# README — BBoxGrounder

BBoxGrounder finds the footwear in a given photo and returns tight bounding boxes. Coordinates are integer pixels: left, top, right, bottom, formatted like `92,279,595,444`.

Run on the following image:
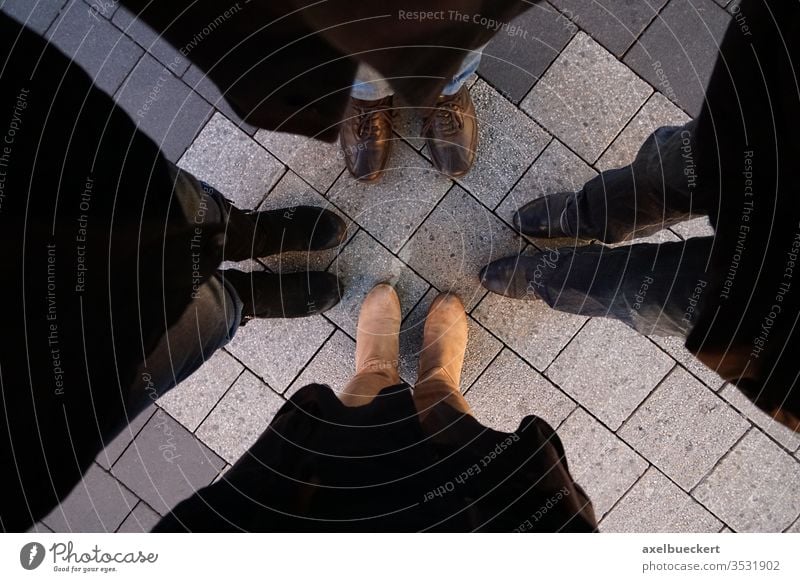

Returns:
480,253,555,299
422,85,478,177
512,192,573,238
221,269,342,320
417,293,468,388
354,283,402,379
223,204,347,261
340,95,394,181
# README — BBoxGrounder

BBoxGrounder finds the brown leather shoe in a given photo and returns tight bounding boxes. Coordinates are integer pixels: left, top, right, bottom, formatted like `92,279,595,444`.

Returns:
354,283,402,378
417,293,468,389
422,86,478,178
340,95,394,182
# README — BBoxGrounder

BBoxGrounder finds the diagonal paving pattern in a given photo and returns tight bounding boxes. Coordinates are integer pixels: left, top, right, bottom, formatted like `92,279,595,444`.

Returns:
8,0,799,533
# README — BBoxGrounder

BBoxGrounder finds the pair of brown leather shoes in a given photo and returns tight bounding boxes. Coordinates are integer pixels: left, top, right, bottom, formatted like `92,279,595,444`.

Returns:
340,85,478,181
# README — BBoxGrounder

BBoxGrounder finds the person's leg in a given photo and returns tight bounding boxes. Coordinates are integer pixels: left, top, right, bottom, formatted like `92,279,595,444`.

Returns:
514,121,710,243
339,284,402,407
413,293,472,419
441,46,484,96
482,237,714,338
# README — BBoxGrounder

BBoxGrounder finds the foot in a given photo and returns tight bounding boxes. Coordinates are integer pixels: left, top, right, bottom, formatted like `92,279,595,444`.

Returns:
417,293,468,388
223,204,347,260
480,253,556,300
340,95,394,182
513,192,574,238
221,269,342,320
422,85,478,178
354,283,402,380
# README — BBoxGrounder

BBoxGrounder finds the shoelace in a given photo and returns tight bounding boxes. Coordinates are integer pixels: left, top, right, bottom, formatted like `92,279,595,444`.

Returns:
424,101,464,137
356,105,390,139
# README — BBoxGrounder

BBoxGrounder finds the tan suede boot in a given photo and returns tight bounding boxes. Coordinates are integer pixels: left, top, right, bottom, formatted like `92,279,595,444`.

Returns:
416,293,468,390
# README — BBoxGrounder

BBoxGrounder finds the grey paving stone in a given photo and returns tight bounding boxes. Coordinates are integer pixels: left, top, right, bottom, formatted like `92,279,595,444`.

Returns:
788,518,800,533
478,1,575,104
693,429,800,532
325,230,429,337
721,385,800,453
285,330,357,399
196,371,285,464
181,64,257,135
650,335,725,390
495,139,596,243
27,522,53,533
46,1,142,96
548,318,675,430
620,367,749,490
558,407,649,518
178,113,284,209
255,129,344,193
522,32,652,163
82,0,117,20
225,313,334,393
43,463,137,532
466,348,576,433
328,141,452,253
1,0,66,34
115,54,212,161
454,80,550,208
398,289,503,392
624,0,731,117
111,409,225,515
596,92,691,172
112,4,188,75
670,216,715,239
157,349,244,432
95,403,157,469
399,185,525,310
472,291,586,372
600,467,722,532
116,501,161,532
549,0,667,57
258,170,356,273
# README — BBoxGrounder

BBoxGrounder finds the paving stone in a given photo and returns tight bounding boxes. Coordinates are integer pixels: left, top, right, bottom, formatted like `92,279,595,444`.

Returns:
495,139,596,243
787,518,800,533
650,335,725,390
721,385,800,453
596,92,691,172
43,463,137,532
258,170,356,273
46,1,142,95
454,80,550,208
325,230,429,337
601,467,722,532
255,128,344,193
398,289,503,392
225,313,334,392
548,318,674,430
472,291,586,372
27,522,53,533
522,32,652,163
285,330,357,399
116,501,161,532
693,429,800,532
82,0,117,20
112,4,188,75
670,216,715,239
549,0,667,57
624,0,731,117
196,371,285,464
182,64,258,135
478,1,575,104
112,409,225,515
328,141,452,253
95,403,157,469
620,367,749,490
2,0,66,34
178,113,284,209
399,185,525,310
157,349,244,432
557,408,649,518
466,348,576,433
115,54,213,161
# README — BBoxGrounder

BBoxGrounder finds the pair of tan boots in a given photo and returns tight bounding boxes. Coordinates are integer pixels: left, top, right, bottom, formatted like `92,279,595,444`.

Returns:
340,284,471,417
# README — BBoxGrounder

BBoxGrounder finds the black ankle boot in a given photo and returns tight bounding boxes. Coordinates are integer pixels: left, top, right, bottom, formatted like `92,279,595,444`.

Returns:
221,269,342,321
223,203,346,261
